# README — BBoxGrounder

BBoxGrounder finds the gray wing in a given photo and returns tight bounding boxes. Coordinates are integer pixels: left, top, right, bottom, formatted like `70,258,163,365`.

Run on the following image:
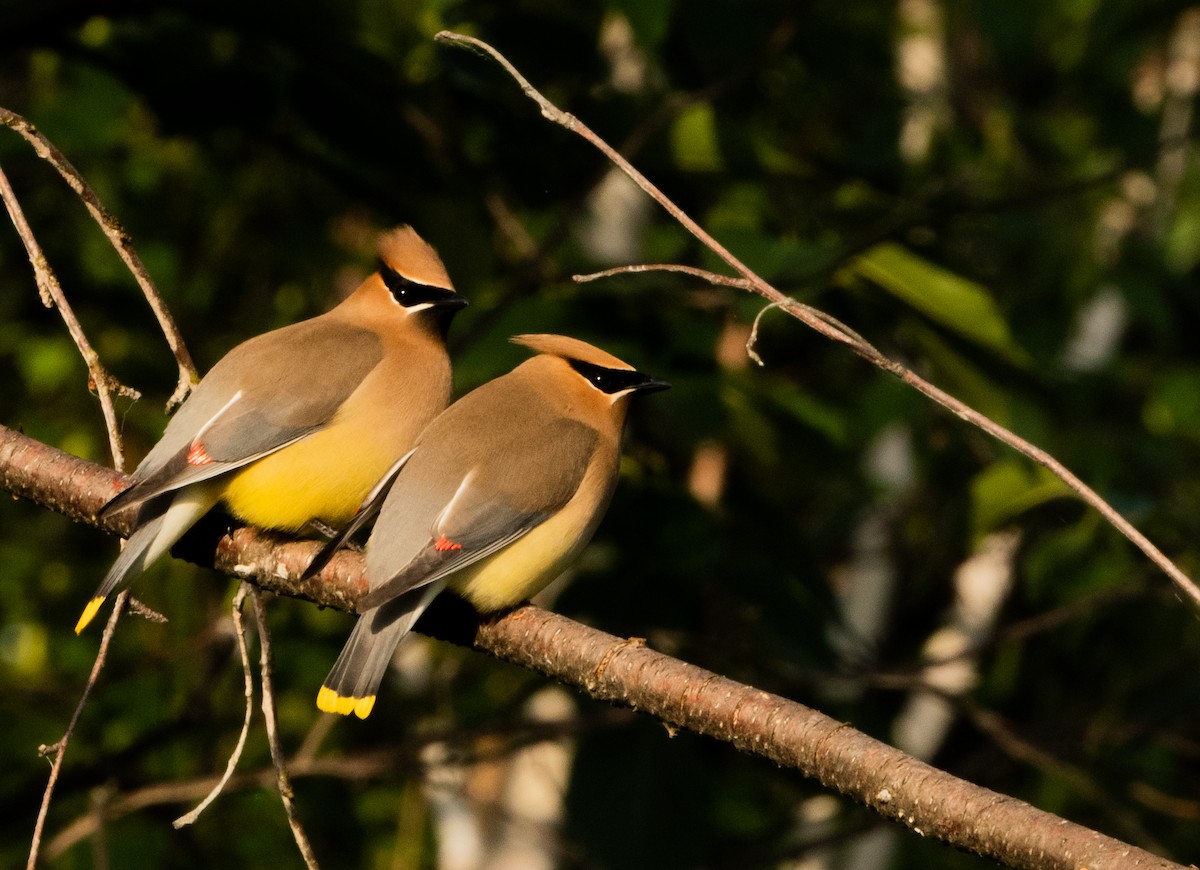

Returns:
358,411,598,612
102,317,382,517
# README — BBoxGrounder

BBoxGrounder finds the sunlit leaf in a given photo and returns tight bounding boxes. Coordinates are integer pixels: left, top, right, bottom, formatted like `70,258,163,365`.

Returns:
851,242,1030,365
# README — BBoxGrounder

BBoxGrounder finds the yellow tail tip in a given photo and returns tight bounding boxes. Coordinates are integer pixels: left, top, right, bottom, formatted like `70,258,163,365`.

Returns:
316,686,339,713
316,686,375,718
75,597,105,634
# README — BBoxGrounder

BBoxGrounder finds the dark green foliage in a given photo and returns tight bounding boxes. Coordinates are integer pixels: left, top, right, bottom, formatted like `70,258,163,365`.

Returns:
3,1,1200,867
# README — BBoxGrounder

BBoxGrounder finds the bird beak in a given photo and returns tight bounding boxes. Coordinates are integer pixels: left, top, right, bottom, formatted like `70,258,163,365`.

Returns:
432,295,469,311
633,376,671,394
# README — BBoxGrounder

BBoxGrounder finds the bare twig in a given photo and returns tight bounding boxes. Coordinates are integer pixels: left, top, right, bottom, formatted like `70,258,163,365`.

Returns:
437,29,1200,611
0,163,138,469
575,264,874,351
173,585,256,829
575,262,755,289
0,425,1185,870
293,713,337,767
127,598,169,624
0,105,198,411
250,590,320,869
746,300,784,366
88,786,111,870
26,592,129,870
45,713,624,860
4,140,147,865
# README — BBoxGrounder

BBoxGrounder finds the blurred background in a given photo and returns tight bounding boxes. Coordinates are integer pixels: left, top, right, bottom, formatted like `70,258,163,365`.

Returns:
3,1,1200,867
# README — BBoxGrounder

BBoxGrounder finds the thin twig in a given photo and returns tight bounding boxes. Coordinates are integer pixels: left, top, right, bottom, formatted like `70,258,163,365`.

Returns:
437,29,1200,611
575,262,755,289
45,712,623,860
575,263,874,351
26,592,128,870
746,301,783,366
173,585,255,828
0,162,137,469
0,105,198,411
293,713,337,767
6,144,142,865
88,786,111,870
0,426,1185,870
127,598,169,624
250,590,320,869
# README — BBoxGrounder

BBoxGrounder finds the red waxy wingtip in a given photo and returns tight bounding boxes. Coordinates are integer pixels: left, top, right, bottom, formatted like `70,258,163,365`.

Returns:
186,441,213,466
434,535,462,552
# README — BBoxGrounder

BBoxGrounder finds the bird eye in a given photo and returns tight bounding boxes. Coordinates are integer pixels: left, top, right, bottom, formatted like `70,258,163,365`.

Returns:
378,260,463,311
567,359,650,394
378,260,415,304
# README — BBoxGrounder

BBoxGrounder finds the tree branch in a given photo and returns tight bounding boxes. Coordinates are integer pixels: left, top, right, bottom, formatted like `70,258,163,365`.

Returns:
0,423,1185,870
0,105,199,411
44,711,625,860
26,589,128,870
172,585,255,829
435,29,1200,613
250,590,320,869
0,162,138,471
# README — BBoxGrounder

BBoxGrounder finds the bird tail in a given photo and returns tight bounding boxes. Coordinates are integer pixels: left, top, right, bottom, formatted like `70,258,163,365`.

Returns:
76,485,220,634
317,580,445,719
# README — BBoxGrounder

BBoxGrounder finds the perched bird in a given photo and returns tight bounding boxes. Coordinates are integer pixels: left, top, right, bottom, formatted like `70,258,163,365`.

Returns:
314,334,669,719
77,226,467,633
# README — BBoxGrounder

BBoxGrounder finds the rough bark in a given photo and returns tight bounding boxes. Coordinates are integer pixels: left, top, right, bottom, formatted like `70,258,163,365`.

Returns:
0,423,1186,870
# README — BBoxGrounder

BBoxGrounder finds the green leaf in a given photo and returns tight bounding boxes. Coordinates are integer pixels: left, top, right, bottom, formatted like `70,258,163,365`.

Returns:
670,103,722,173
851,242,1030,365
970,458,1074,539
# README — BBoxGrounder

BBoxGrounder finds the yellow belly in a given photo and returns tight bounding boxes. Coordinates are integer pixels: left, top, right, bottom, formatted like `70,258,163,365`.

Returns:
220,424,396,531
220,340,448,532
449,459,616,611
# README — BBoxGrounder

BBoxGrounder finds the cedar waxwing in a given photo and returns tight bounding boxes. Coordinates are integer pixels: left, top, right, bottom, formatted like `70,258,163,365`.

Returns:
312,334,669,718
76,226,467,633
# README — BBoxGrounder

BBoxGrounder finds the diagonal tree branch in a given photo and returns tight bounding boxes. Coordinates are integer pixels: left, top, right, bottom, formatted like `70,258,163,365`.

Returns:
0,423,1185,870
433,30,1200,613
0,105,199,411
0,162,139,471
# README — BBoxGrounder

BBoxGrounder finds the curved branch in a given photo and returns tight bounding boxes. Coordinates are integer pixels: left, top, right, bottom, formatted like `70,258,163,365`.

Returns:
250,590,320,869
0,163,139,471
26,588,128,870
0,105,199,410
436,30,1200,612
0,423,1184,870
172,585,255,829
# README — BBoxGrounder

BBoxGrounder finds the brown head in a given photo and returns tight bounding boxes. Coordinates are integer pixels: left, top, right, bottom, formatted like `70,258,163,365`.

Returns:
509,334,669,429
339,226,467,336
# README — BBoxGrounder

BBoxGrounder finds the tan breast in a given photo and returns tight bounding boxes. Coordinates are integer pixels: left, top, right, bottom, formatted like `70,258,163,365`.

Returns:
448,440,620,611
221,327,452,531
